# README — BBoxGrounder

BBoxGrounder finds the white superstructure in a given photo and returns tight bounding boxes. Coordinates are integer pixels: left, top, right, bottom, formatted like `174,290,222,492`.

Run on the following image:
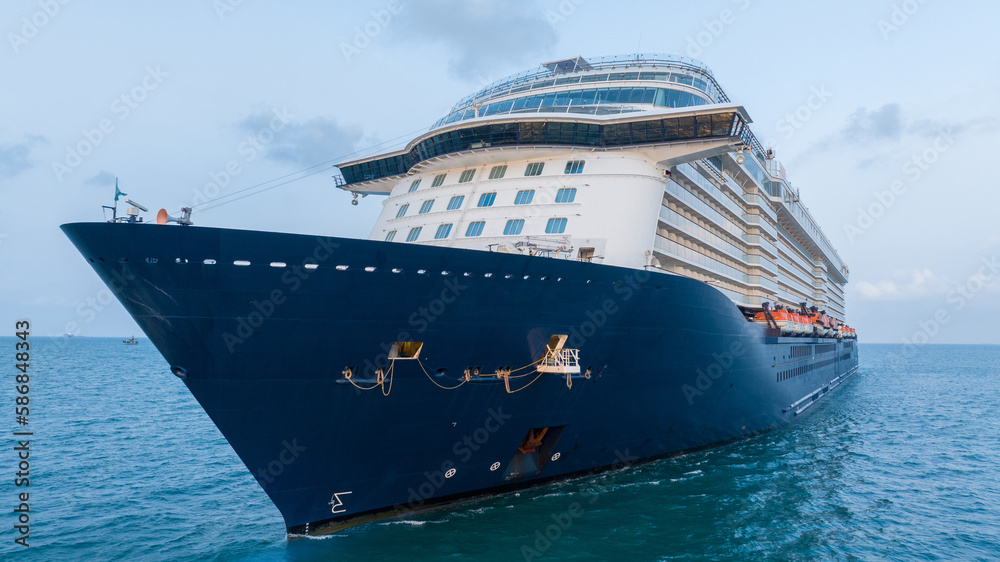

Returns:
337,54,848,320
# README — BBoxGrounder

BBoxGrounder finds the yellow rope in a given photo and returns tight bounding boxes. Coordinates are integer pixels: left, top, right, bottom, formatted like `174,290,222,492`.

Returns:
505,371,544,393
417,358,468,390
380,360,395,396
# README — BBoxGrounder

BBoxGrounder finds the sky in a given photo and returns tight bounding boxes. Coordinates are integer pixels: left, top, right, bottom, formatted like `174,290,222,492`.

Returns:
2,0,999,345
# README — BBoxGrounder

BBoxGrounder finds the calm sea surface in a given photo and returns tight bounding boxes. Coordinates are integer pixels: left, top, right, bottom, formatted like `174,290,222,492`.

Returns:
2,339,998,561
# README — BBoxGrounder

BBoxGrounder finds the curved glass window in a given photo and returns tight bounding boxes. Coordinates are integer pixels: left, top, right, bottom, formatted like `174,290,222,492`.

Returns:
408,179,421,192
555,188,577,203
447,195,464,210
406,227,422,242
431,174,446,187
435,224,453,239
466,221,485,237
545,218,567,234
385,230,396,242
504,220,525,235
341,112,741,186
435,86,710,127
478,193,496,207
514,190,535,205
419,200,434,214
396,204,409,218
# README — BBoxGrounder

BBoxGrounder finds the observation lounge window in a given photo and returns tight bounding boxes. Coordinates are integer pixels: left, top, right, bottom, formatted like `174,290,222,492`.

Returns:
564,160,585,174
435,224,453,239
406,227,422,242
459,169,476,183
504,220,525,235
525,162,545,176
545,218,568,234
396,204,409,218
514,190,535,205
431,174,446,187
489,165,508,179
466,221,485,237
478,193,496,207
385,230,396,242
447,195,465,210
555,188,577,203
419,200,434,214
408,179,421,192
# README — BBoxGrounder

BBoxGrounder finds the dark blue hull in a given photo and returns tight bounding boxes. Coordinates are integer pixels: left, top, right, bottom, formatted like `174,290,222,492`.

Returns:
61,222,859,534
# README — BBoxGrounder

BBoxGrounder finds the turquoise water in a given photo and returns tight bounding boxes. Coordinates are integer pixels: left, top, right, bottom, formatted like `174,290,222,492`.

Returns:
2,339,998,560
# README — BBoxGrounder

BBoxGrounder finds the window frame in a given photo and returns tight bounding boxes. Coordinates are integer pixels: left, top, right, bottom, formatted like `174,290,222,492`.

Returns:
477,192,497,207
434,224,453,239
555,188,577,203
465,221,486,237
524,162,545,176
545,218,568,234
504,219,525,235
514,190,535,205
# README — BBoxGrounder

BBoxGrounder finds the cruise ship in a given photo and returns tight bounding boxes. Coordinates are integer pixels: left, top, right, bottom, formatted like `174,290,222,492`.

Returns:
62,54,858,536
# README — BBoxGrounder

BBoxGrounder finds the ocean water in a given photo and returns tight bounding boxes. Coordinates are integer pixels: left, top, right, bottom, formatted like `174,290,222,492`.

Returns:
2,339,999,561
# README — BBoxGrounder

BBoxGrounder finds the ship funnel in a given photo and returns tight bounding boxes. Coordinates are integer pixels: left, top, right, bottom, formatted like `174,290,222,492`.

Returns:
157,207,193,226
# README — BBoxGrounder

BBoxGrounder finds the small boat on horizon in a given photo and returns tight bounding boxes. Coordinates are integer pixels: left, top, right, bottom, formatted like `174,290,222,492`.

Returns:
123,336,138,345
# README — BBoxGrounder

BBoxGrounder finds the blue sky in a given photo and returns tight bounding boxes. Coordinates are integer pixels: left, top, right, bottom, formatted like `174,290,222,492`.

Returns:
2,0,998,344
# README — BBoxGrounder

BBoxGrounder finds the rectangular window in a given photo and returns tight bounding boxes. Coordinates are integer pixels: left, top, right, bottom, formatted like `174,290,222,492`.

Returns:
385,230,396,242
406,227,422,242
408,179,422,192
489,165,508,179
396,204,409,218
504,219,525,235
477,192,496,207
524,162,545,176
434,224,453,239
446,195,465,210
431,174,446,187
459,169,476,183
545,218,567,234
555,188,577,203
514,190,535,205
419,200,434,214
564,160,585,174
465,221,485,237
